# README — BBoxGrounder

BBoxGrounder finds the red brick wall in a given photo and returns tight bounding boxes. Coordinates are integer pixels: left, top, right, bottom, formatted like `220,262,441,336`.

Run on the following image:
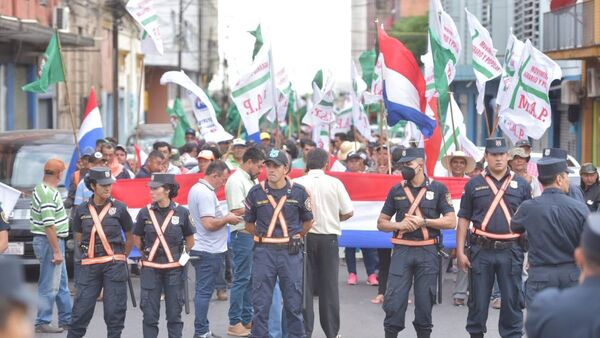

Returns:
0,0,61,26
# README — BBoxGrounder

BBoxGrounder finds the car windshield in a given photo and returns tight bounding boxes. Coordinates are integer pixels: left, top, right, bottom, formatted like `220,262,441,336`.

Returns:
10,144,73,189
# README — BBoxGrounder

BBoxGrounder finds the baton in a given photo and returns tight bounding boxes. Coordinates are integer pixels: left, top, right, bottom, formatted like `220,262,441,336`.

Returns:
184,263,190,314
302,237,308,312
124,261,137,308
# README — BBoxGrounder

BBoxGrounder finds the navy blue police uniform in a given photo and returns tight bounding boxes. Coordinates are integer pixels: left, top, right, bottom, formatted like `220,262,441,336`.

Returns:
511,156,589,305
68,168,133,338
458,138,531,338
525,213,600,338
134,174,195,338
244,149,313,338
381,148,455,338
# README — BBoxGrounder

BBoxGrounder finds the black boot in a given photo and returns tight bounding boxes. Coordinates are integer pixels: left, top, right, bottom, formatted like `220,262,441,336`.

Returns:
384,331,398,338
416,331,431,338
470,334,484,338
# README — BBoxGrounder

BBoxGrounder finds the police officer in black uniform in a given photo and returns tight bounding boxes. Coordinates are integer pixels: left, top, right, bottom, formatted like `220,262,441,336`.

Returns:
541,148,585,203
68,167,134,338
510,155,589,305
244,148,314,338
580,163,600,212
525,213,600,338
377,148,456,338
456,138,532,338
133,174,195,338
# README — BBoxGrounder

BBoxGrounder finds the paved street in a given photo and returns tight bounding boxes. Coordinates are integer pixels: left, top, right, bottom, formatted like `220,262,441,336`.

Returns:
30,260,503,338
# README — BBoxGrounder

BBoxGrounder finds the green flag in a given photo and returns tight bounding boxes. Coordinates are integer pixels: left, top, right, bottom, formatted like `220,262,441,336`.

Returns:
312,69,323,90
22,33,65,93
248,25,263,61
225,103,242,136
167,98,191,148
359,49,377,89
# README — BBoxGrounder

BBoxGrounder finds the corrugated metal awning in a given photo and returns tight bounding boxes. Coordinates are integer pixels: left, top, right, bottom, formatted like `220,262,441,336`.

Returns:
0,15,94,47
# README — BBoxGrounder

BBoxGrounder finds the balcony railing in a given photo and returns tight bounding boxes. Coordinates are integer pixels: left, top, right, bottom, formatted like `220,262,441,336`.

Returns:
543,0,595,52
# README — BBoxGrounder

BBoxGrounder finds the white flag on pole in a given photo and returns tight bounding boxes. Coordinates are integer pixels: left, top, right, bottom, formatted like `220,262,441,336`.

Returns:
0,182,21,218
465,9,502,115
499,40,562,139
230,49,274,135
126,0,164,55
160,71,233,143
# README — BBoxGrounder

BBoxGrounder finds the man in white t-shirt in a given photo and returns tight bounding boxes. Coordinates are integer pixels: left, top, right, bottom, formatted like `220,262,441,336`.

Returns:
188,160,241,338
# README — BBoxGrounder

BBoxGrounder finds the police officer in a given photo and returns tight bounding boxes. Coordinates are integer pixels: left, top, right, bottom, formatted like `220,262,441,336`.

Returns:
244,148,314,338
456,138,532,338
377,147,456,338
133,174,195,338
541,148,585,203
68,167,134,338
510,155,589,305
580,163,600,212
525,213,600,338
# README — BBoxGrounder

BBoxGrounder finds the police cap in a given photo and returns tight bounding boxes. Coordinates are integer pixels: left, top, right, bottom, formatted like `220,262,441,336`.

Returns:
264,148,289,167
542,148,568,160
537,157,573,177
397,147,425,164
148,173,176,188
485,138,508,154
88,167,116,185
582,213,600,263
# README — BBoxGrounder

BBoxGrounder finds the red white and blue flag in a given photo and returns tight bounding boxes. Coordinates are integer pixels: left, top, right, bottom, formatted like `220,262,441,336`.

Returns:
378,25,437,137
65,88,104,188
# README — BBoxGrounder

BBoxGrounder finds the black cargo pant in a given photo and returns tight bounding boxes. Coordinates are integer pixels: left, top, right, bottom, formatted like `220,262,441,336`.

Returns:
140,266,185,338
525,263,579,306
466,243,524,338
383,245,439,337
68,261,128,338
303,233,340,338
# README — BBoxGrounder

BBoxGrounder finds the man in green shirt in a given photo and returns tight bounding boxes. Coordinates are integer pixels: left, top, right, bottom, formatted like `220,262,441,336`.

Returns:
30,158,72,333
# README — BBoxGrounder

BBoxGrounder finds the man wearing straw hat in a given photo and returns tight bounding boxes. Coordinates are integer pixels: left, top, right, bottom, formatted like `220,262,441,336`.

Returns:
441,151,476,178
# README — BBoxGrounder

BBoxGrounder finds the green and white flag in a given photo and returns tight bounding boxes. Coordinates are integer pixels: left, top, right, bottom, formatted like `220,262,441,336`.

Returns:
499,39,562,139
496,33,525,107
429,0,461,123
267,67,292,124
22,33,64,93
166,98,190,148
363,53,383,105
303,71,336,127
421,48,436,100
126,0,164,55
465,9,502,115
231,48,274,135
331,97,353,136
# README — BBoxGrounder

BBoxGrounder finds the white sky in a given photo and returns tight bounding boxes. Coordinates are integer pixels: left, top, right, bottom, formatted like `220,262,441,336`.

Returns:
216,0,351,94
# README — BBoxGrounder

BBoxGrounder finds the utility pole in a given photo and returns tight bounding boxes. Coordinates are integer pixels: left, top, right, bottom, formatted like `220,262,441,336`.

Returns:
177,0,183,97
109,0,124,140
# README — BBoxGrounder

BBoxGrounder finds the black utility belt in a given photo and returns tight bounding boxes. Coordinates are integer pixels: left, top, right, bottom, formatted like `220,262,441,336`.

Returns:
530,262,577,269
470,236,516,250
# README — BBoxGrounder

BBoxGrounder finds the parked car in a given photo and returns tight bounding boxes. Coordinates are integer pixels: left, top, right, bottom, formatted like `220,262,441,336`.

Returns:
0,130,76,269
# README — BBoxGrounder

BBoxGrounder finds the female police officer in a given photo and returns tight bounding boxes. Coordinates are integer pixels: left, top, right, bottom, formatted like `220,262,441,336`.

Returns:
68,167,134,338
133,174,195,338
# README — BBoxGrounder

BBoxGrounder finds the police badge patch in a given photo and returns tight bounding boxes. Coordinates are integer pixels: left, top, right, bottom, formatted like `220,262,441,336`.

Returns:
108,207,117,216
446,193,453,205
305,198,312,212
171,216,180,225
510,180,518,189
425,191,435,200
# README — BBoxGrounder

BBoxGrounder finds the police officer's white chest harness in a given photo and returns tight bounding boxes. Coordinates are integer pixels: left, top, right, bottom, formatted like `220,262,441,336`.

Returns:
391,178,437,246
140,204,183,269
253,179,295,244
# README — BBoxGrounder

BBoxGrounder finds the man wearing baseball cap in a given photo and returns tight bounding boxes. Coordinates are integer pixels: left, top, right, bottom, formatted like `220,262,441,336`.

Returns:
30,159,72,333
580,163,600,212
225,138,248,170
244,148,314,338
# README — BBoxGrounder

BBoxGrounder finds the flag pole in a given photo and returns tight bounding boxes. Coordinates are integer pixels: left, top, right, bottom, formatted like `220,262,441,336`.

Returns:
490,105,500,136
448,91,459,151
136,57,145,146
483,105,492,137
236,117,243,138
56,30,80,156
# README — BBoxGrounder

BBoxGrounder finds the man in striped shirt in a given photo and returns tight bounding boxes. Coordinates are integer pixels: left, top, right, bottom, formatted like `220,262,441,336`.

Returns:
30,159,72,334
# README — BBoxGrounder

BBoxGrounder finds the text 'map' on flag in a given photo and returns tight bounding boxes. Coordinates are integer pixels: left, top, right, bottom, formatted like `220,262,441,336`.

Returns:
65,88,104,188
160,71,233,144
378,24,436,138
22,33,65,93
496,33,525,108
428,0,461,124
230,48,274,136
499,39,562,139
465,9,502,115
126,0,164,55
